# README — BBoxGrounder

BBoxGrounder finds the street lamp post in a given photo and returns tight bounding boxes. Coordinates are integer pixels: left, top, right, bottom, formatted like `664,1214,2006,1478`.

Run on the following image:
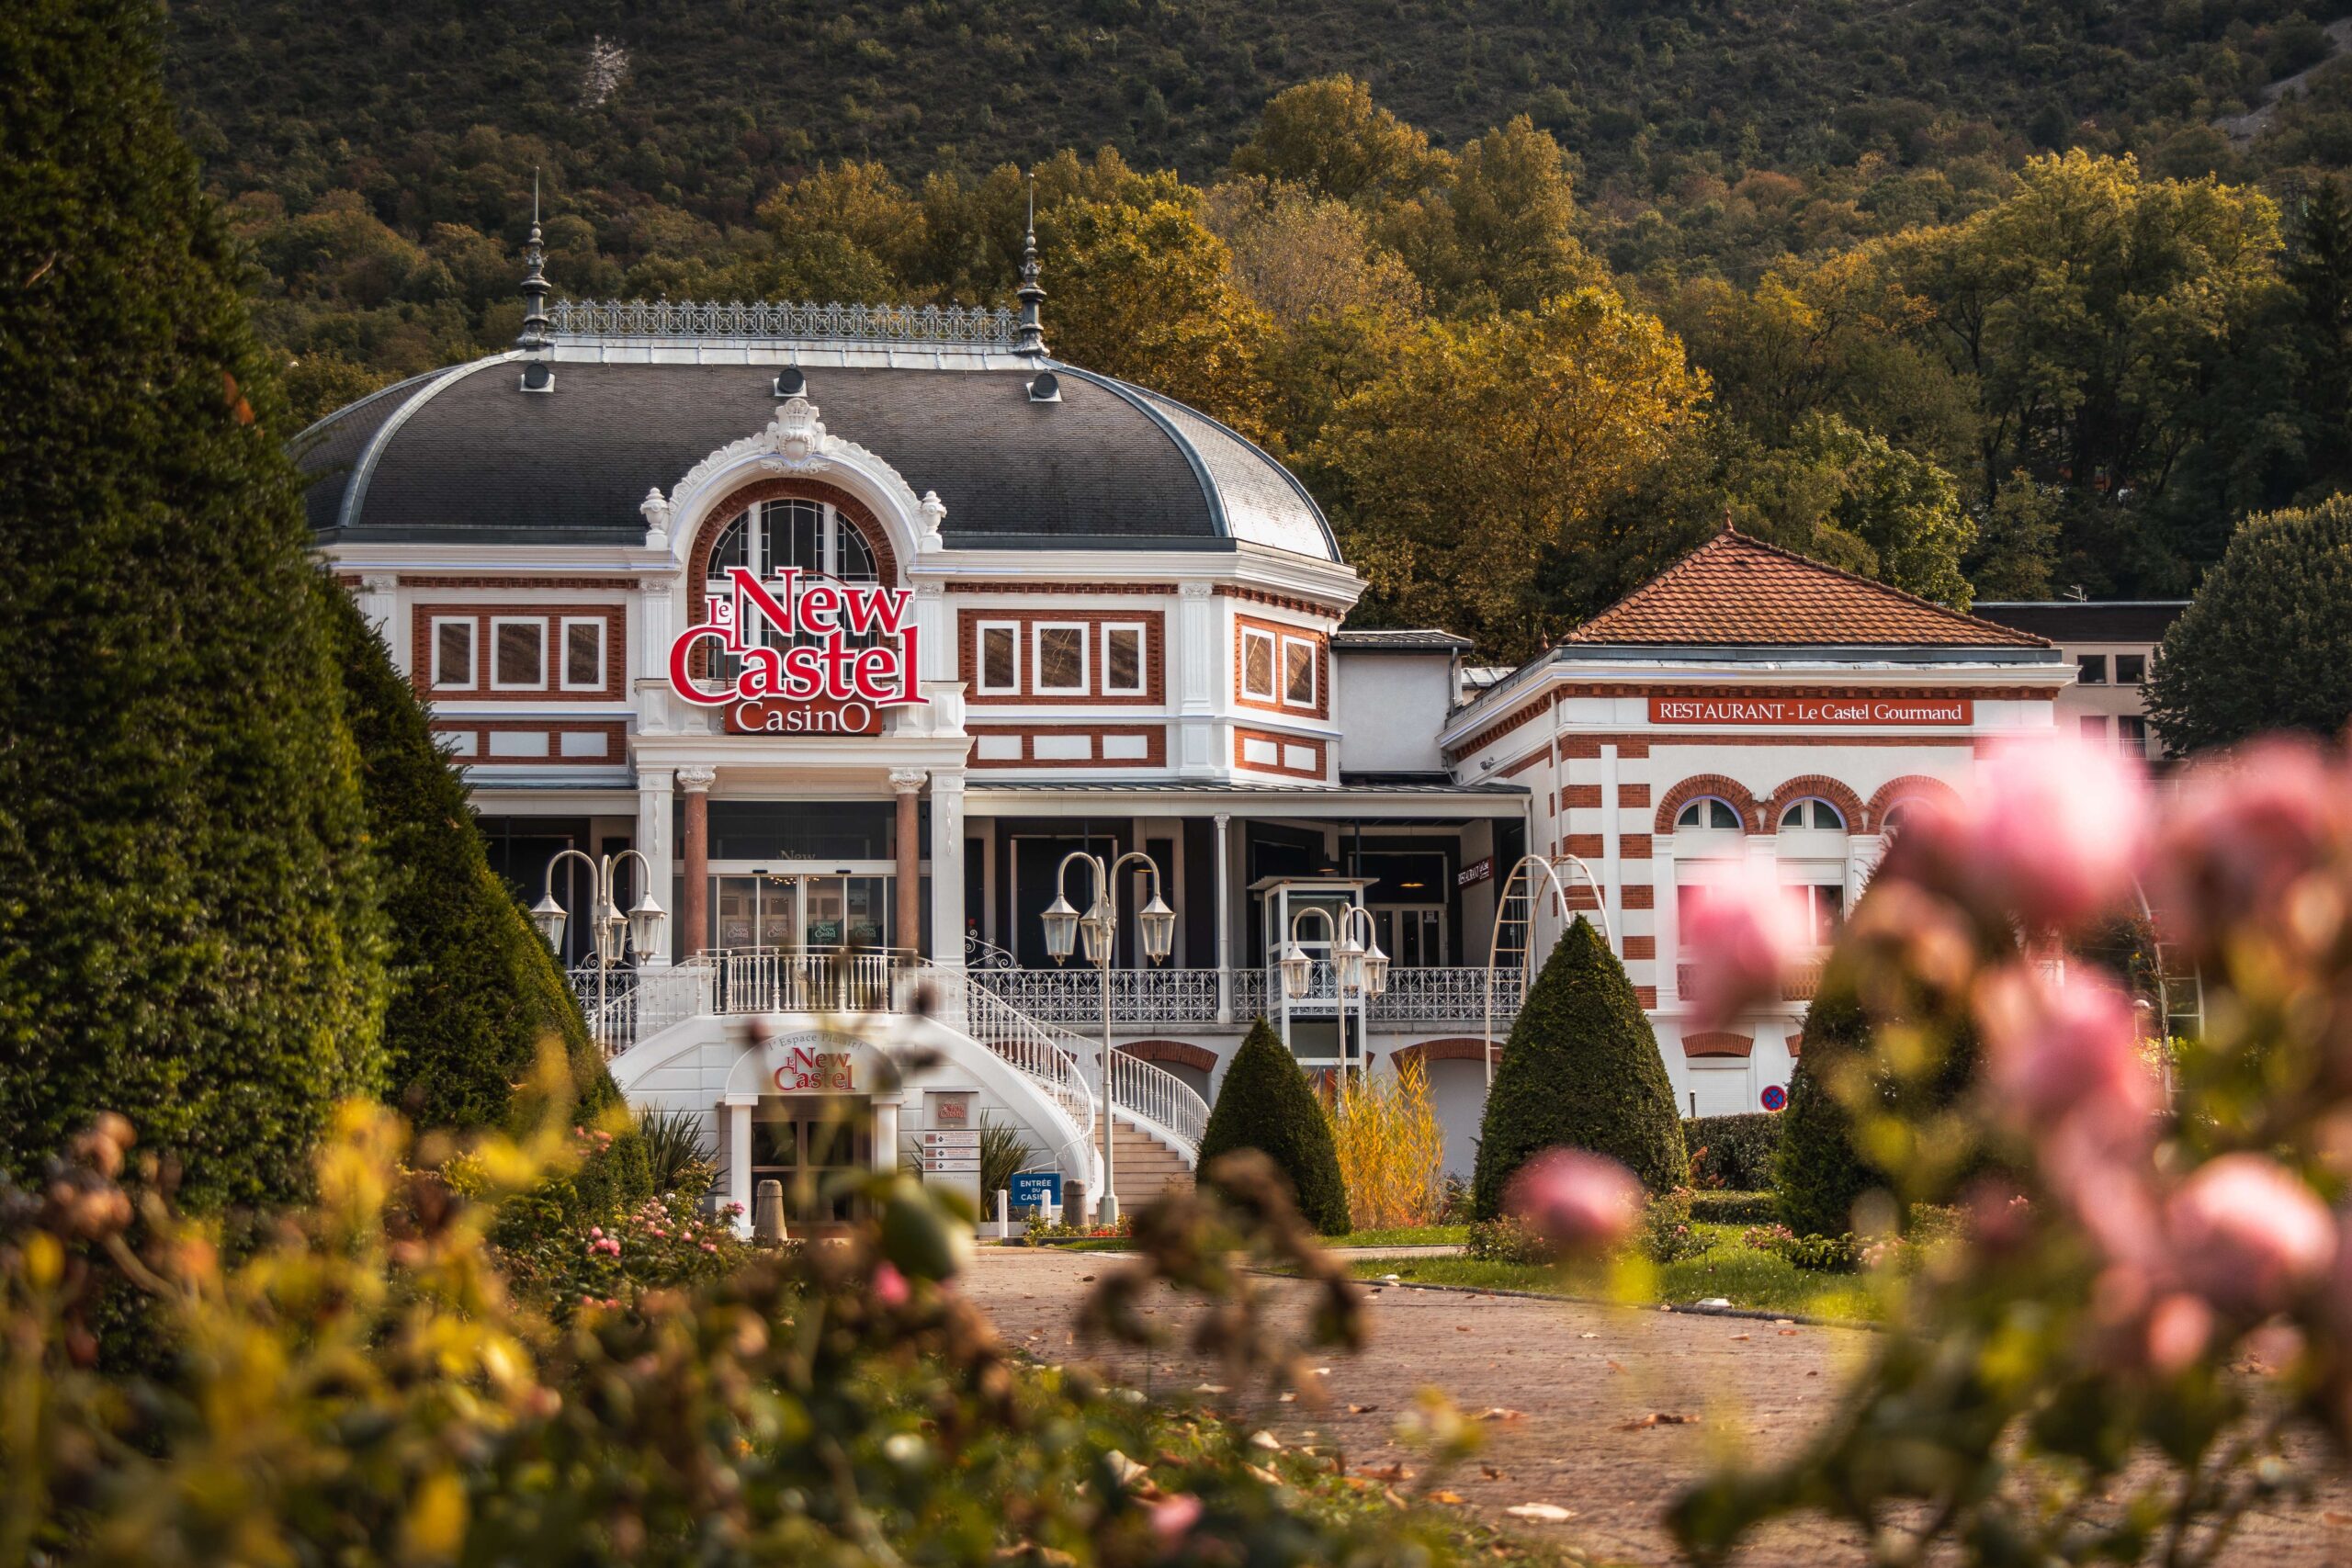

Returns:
531,848,668,1051
1041,849,1175,1226
1276,903,1390,1073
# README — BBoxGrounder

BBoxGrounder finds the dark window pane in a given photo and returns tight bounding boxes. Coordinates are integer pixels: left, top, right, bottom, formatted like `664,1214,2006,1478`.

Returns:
565,622,601,686
1243,633,1274,697
435,622,471,685
1038,626,1084,690
2076,654,2108,684
495,621,543,686
1283,639,1315,704
2115,654,2145,684
836,519,875,581
1106,626,1142,691
982,626,1017,689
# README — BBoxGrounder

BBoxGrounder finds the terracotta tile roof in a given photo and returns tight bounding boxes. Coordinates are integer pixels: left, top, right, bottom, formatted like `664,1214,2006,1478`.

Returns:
1564,529,2051,649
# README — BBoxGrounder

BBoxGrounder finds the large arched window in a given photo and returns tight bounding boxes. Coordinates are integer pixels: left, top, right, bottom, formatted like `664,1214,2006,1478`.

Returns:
695,499,884,694
1777,796,1846,832
1880,798,1925,836
1675,796,1743,831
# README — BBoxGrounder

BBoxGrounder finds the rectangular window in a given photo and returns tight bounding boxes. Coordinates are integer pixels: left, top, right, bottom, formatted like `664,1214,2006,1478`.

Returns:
431,618,475,690
977,623,1021,694
2076,653,2108,684
1797,884,1845,946
1035,623,1087,694
492,617,546,690
560,618,605,691
2079,715,2109,741
2115,653,2145,685
1282,635,1317,708
1102,623,1146,695
1240,628,1277,702
2118,715,2148,755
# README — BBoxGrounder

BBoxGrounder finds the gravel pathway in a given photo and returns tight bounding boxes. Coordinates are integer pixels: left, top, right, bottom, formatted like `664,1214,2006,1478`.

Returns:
963,1247,2352,1567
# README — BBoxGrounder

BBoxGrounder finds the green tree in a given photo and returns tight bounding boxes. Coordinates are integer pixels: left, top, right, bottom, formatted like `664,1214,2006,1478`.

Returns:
1770,986,1878,1238
1196,1018,1350,1235
1727,412,1977,607
0,0,386,1212
1311,289,1709,660
1041,193,1278,442
317,582,615,1130
1471,919,1686,1218
1227,76,1442,207
1380,115,1602,313
2146,494,2352,752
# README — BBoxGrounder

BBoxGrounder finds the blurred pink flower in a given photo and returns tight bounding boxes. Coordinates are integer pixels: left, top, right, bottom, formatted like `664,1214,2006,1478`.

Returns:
872,1260,910,1308
1148,1494,1204,1545
1977,967,2160,1145
2154,737,2346,957
1953,737,2150,929
2166,1154,2335,1315
2144,1292,2214,1374
1508,1148,1644,1255
1679,860,1810,1031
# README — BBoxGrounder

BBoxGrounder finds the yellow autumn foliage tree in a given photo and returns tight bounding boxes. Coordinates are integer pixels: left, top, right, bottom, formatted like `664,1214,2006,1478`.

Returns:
1322,1056,1446,1230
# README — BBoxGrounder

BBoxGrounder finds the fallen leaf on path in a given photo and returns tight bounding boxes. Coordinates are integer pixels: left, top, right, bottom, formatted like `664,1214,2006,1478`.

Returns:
1080,1275,1095,1282
1347,1404,1379,1414
1729,1334,1751,1342
1454,1325,1470,1333
1606,1360,1625,1373
1618,1412,1703,1430
1480,1464,1505,1480
1245,1463,1282,1485
1578,1332,1598,1339
1780,1329,1800,1337
1357,1461,1413,1482
1476,1407,1525,1422
1194,1383,1227,1393
1248,1430,1282,1451
1431,1490,1465,1505
1505,1503,1576,1523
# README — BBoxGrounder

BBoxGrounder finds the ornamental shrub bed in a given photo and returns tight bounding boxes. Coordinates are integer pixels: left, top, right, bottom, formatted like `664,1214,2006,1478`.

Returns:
1683,1113,1785,1190
1689,1190,1778,1225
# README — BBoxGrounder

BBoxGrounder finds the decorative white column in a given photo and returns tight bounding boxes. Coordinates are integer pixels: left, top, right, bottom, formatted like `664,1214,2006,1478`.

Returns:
1600,742,1623,957
1213,811,1233,1022
638,578,678,682
911,582,951,682
723,1096,755,1236
872,1100,901,1173
1177,581,1216,777
928,767,967,969
1655,842,1679,1008
635,767,675,965
356,573,400,643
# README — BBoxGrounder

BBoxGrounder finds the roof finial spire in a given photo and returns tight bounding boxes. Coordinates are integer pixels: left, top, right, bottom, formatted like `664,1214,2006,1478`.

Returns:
1014,173,1046,358
517,168,551,353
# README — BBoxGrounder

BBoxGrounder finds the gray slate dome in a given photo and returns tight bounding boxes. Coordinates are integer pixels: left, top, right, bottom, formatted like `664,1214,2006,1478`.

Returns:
300,342,1337,561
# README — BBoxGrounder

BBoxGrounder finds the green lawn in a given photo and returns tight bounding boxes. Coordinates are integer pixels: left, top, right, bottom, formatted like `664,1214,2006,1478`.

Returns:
1344,1224,1880,1321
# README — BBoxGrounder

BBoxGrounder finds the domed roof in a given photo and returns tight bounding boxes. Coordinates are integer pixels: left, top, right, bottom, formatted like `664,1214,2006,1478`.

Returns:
298,318,1337,562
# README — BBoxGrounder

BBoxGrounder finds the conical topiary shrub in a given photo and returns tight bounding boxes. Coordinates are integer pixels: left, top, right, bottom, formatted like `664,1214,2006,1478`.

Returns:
1472,917,1686,1218
318,581,619,1131
0,0,387,1213
1196,1017,1351,1235
1770,980,1876,1238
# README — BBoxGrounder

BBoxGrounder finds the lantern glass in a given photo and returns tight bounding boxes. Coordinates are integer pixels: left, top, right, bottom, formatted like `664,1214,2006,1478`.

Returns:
1079,900,1113,966
1041,894,1080,964
1334,929,1366,996
594,901,628,965
530,891,568,953
1278,940,1314,998
1361,936,1391,997
1137,893,1176,964
627,889,667,959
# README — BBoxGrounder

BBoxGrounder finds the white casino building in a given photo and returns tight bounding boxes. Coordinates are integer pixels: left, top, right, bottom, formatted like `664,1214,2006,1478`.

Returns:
305,226,2070,1227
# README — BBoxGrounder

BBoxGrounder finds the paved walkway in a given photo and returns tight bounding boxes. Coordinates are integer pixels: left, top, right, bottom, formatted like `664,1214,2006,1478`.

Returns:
963,1247,2352,1567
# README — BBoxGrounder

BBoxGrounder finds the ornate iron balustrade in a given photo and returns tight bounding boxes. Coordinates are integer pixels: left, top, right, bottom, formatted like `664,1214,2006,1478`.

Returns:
965,966,1527,1030
547,297,1018,347
1675,956,1828,1004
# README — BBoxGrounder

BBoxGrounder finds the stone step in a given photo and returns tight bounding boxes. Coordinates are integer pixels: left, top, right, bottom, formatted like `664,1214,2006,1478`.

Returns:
1106,1113,1194,1207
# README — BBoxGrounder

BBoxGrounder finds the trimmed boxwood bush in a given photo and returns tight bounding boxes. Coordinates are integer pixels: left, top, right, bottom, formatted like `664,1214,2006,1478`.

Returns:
320,582,618,1129
1471,916,1687,1217
1772,973,1879,1238
1197,1017,1351,1235
1685,1111,1785,1190
1690,1190,1777,1225
0,0,387,1212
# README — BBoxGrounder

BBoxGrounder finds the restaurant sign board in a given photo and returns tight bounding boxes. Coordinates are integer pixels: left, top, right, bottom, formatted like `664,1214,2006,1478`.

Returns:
1647,695,1972,727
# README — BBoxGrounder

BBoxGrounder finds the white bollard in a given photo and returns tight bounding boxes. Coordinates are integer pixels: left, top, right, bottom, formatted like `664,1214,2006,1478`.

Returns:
995,1188,1012,1241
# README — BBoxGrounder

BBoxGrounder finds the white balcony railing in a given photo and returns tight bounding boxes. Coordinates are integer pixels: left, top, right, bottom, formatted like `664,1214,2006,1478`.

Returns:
966,965,1524,1030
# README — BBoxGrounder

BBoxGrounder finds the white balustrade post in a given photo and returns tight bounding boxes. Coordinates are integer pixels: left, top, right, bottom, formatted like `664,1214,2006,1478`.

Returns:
724,1097,755,1237
1213,811,1233,1023
929,767,967,971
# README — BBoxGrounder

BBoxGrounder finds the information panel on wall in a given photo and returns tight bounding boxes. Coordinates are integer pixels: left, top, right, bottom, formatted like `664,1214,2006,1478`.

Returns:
1647,695,1973,727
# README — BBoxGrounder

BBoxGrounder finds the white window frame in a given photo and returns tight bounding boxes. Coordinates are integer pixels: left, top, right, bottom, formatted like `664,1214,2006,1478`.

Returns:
1102,621,1148,696
559,616,605,692
1676,796,1743,832
489,616,548,691
1279,633,1318,709
1777,796,1845,832
975,621,1023,695
430,617,476,691
1239,626,1278,703
1032,621,1089,695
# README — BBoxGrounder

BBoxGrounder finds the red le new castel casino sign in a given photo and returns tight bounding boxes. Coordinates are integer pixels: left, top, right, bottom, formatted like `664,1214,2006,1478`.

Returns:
1647,695,1973,727
670,567,921,736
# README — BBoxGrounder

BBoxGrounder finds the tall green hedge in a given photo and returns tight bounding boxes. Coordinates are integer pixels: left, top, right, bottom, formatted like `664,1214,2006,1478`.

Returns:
318,582,616,1130
1472,917,1687,1217
1685,1112,1785,1190
1196,1017,1351,1235
0,0,386,1211
1771,978,1878,1237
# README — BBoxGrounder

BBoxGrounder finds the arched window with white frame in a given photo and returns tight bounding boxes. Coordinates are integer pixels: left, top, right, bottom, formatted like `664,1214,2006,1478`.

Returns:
1674,796,1744,832
1777,796,1847,832
695,497,885,694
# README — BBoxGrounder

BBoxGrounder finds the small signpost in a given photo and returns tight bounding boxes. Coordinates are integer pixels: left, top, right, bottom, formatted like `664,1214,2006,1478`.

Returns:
920,1129,980,1174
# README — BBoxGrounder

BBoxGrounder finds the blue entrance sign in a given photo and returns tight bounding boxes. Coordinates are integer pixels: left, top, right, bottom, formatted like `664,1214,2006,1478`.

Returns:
1007,1170,1063,1210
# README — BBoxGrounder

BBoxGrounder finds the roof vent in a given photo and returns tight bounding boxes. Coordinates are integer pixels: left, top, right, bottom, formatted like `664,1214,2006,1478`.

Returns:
518,360,555,395
1026,370,1061,403
774,367,807,399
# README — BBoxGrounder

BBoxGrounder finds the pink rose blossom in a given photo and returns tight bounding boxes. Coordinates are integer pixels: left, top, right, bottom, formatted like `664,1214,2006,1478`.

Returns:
1507,1148,1645,1255
1148,1494,1204,1545
2144,1292,2214,1374
1951,737,2150,929
1976,968,2159,1145
1679,860,1811,1031
2154,738,2346,957
2165,1154,2335,1314
872,1260,911,1308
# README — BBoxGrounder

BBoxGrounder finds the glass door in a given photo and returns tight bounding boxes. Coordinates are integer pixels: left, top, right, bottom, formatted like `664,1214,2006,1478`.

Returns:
750,1098,872,1224
713,874,804,950
1373,908,1446,967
